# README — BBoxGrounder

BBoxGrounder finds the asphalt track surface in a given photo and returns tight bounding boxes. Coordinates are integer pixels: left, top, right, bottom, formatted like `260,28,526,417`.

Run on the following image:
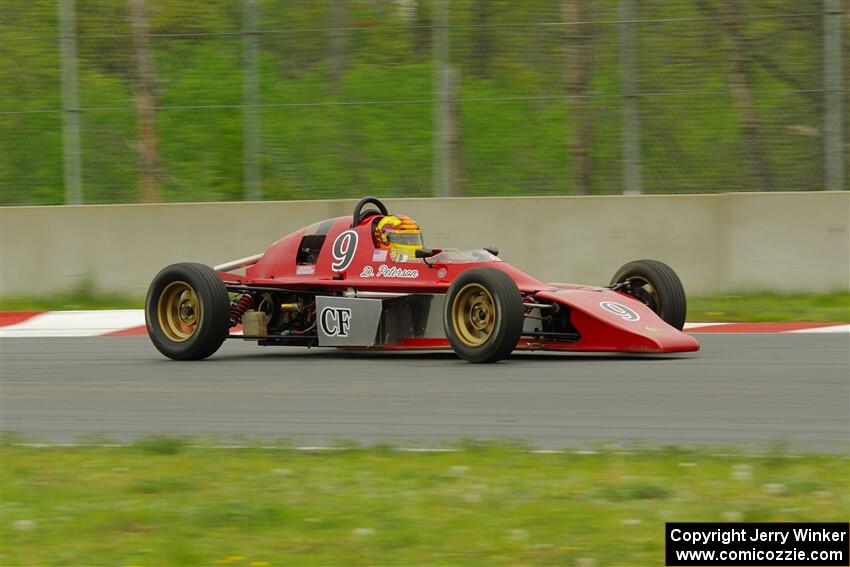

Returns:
1,335,848,452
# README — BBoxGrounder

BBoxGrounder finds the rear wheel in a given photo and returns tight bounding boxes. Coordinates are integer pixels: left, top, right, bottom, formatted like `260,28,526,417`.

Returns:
443,268,523,363
145,263,230,360
610,259,687,330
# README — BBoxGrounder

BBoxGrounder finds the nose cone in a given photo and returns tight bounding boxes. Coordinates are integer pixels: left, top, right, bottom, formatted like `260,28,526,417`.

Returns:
642,328,700,353
536,287,701,353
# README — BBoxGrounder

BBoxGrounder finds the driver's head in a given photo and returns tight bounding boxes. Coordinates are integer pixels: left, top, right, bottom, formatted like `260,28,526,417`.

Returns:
373,214,424,260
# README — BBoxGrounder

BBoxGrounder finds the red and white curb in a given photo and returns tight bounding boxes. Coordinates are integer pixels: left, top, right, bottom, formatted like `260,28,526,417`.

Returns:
683,322,849,334
1,310,847,338
1,310,147,338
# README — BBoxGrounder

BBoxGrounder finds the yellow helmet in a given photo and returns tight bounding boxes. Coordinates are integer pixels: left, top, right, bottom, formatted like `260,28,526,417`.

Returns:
374,214,424,260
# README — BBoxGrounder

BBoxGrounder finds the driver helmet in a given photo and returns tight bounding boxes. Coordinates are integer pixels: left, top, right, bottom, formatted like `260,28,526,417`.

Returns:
373,214,424,260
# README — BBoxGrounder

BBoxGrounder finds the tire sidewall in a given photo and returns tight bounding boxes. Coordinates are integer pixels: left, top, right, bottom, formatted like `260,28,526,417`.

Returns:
610,260,686,330
145,263,229,360
443,268,522,363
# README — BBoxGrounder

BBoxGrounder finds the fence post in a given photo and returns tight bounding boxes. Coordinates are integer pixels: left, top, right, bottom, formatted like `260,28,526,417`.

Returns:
824,0,845,191
58,0,82,204
242,0,261,201
619,0,641,195
129,0,159,203
432,0,450,198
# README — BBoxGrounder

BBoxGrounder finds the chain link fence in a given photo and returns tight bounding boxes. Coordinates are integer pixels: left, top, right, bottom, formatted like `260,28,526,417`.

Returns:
0,0,846,205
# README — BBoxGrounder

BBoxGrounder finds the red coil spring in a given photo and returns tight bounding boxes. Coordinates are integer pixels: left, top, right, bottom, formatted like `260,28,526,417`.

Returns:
229,294,254,327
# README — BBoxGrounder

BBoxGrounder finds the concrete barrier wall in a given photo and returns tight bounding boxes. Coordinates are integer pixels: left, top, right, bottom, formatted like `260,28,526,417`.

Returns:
1,192,848,297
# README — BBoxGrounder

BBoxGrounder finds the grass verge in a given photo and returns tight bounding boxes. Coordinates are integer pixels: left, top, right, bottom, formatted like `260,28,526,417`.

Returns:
0,282,141,312
2,440,847,566
2,289,848,323
687,292,849,323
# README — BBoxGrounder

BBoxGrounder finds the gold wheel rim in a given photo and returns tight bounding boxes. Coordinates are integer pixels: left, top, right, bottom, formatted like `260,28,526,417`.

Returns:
451,283,496,348
157,281,201,342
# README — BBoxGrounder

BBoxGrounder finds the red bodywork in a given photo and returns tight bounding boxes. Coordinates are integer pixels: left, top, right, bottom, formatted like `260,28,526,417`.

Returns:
217,215,699,354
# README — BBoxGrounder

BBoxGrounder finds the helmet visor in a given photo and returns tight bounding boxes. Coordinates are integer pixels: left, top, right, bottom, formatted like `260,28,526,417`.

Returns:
388,231,423,246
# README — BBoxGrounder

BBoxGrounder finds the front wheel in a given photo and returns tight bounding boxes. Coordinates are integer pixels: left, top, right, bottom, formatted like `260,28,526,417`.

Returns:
443,268,523,363
145,262,230,360
610,259,687,330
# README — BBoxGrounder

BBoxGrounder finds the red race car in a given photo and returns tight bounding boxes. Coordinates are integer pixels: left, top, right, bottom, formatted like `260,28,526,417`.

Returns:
146,196,699,362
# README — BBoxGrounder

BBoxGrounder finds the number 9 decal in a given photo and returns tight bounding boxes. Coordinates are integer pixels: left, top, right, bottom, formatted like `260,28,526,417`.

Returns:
331,230,358,272
599,301,640,321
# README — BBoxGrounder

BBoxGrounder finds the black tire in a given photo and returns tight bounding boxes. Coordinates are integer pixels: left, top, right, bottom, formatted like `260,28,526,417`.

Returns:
609,259,687,330
443,268,524,363
145,262,230,360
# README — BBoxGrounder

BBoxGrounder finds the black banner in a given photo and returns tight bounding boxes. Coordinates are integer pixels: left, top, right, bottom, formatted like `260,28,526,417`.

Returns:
666,523,849,566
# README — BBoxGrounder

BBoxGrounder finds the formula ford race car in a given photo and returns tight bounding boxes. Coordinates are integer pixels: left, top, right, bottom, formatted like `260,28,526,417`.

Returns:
146,196,700,362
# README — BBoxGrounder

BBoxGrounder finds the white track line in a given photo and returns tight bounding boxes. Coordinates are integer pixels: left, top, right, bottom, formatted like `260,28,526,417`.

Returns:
11,443,845,459
789,324,850,334
0,310,144,338
682,322,726,329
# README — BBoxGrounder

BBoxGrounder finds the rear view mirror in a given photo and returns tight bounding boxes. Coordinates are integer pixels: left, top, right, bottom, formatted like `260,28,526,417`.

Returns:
415,248,437,259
